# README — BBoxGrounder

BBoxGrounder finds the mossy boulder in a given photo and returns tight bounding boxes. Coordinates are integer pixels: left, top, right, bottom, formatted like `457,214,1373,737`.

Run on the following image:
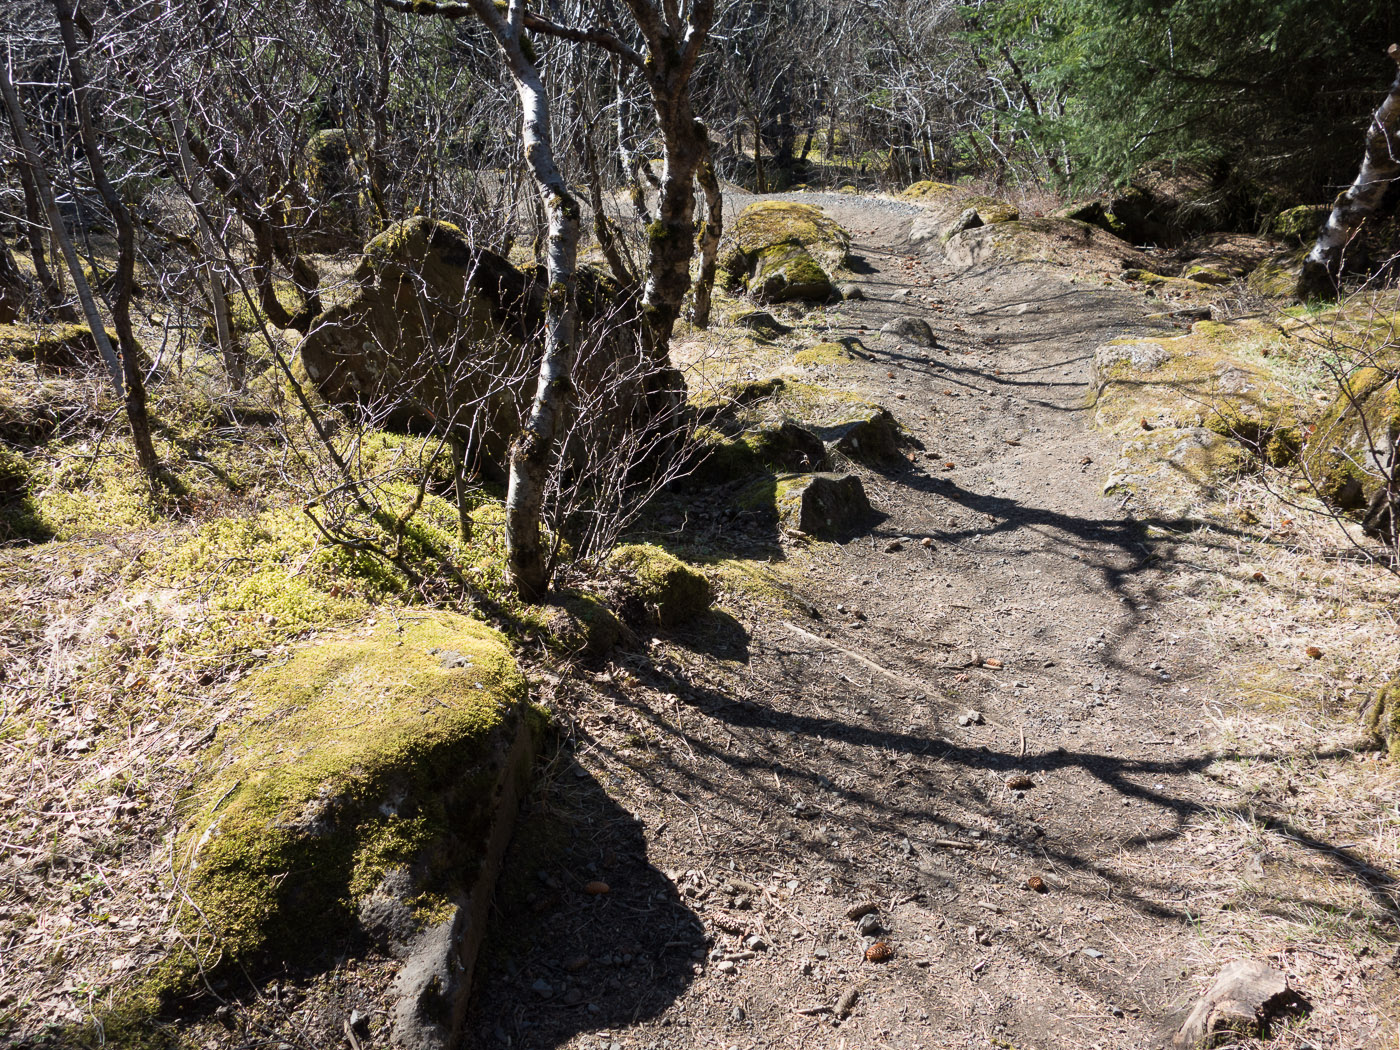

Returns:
298,217,642,476
1271,205,1330,244
304,128,369,248
168,613,531,988
740,472,873,540
1302,357,1399,536
828,407,918,466
691,420,827,485
721,202,850,304
901,181,959,200
608,543,713,626
942,218,1148,272
0,321,145,374
689,375,786,424
1364,679,1400,760
1103,427,1248,518
1247,249,1308,298
732,309,793,339
543,592,624,658
1091,326,1307,466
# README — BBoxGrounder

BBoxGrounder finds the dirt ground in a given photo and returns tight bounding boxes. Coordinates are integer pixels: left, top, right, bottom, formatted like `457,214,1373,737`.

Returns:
461,194,1400,1050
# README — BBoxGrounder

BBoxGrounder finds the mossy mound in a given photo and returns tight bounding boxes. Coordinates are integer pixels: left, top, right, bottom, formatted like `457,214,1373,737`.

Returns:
793,342,855,366
0,321,145,373
721,202,849,304
690,420,826,485
1103,427,1248,519
901,181,959,200
608,543,713,626
1178,233,1279,284
1364,679,1400,760
941,218,1148,272
0,444,46,542
164,613,529,991
1247,249,1308,298
739,472,873,540
689,375,786,423
303,128,368,248
829,407,918,466
542,592,623,658
1122,269,1217,297
1270,205,1329,244
1302,356,1399,534
1091,325,1307,465
732,309,793,339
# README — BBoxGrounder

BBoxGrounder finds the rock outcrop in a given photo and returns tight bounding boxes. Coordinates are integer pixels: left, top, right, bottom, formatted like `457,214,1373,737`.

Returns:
722,202,850,303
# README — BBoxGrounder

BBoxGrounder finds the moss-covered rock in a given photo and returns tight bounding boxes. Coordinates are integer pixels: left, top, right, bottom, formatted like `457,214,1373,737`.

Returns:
1091,326,1307,465
298,217,642,476
1302,356,1399,534
942,218,1148,272
1103,427,1248,518
901,181,959,200
543,592,623,658
732,309,793,339
691,419,827,485
166,613,529,989
608,543,713,626
1270,205,1329,244
1364,678,1400,760
0,321,144,374
1247,249,1308,298
829,407,917,466
721,202,850,304
739,472,873,540
303,128,367,248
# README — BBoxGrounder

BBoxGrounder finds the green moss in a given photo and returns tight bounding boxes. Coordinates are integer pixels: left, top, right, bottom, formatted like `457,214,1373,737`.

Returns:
0,444,47,542
1248,250,1307,298
1302,361,1400,511
722,202,850,300
1180,263,1233,285
166,612,526,981
1364,679,1400,760
608,543,713,626
962,195,1019,225
901,181,958,199
542,591,622,658
793,342,853,366
1271,205,1329,244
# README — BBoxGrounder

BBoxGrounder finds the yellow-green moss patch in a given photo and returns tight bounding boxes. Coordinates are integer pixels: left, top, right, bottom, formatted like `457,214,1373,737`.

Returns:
793,342,854,366
609,543,713,626
169,612,528,980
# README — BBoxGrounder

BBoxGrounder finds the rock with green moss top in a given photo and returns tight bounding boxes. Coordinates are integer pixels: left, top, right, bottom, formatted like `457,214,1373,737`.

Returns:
303,129,368,248
721,202,850,304
299,217,642,477
942,218,1148,272
1103,427,1247,518
0,321,146,373
794,342,855,366
164,613,531,1001
1247,249,1308,298
544,592,623,658
1302,357,1399,535
939,196,1018,242
690,375,785,423
1091,328,1306,466
1364,679,1400,760
764,472,873,539
691,420,826,484
1270,205,1329,244
1179,263,1233,285
901,181,959,200
608,544,713,626
829,408,918,465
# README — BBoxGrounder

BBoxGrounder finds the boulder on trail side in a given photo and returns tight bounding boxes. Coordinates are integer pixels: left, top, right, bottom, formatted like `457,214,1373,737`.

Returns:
880,317,936,347
722,202,850,303
164,613,536,1045
1302,351,1399,538
736,472,873,540
298,217,642,475
939,218,1149,272
828,407,921,466
608,544,714,627
1091,323,1307,465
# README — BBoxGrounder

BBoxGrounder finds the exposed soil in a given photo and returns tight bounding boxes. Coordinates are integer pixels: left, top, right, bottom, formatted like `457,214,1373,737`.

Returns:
461,194,1400,1050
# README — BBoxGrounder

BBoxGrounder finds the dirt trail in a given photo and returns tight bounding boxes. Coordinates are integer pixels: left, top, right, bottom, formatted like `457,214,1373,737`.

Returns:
461,196,1362,1050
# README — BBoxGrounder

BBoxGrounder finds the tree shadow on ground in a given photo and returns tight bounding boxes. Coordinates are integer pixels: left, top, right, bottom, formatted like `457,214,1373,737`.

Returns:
462,745,706,1050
